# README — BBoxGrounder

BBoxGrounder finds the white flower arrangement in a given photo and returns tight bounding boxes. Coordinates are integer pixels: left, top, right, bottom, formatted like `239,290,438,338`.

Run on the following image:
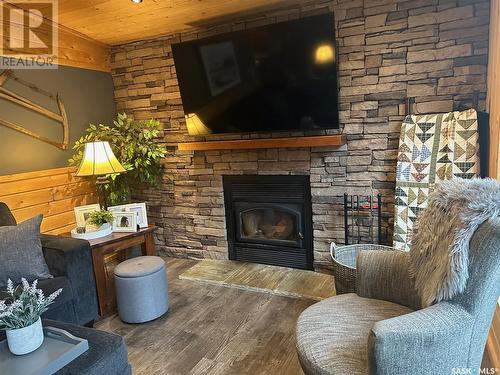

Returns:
0,278,62,330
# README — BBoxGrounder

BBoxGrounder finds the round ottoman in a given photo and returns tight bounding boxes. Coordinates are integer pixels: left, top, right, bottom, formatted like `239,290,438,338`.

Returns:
114,256,169,323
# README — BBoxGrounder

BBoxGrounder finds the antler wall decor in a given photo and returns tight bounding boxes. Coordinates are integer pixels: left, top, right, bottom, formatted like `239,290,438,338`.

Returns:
0,70,69,150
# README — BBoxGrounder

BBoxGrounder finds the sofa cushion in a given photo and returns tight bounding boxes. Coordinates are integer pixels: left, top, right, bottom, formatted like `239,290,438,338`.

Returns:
0,202,16,226
296,294,413,375
0,215,52,287
38,277,74,309
33,277,77,323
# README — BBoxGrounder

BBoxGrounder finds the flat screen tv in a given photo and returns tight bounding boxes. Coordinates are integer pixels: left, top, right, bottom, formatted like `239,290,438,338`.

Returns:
172,13,338,136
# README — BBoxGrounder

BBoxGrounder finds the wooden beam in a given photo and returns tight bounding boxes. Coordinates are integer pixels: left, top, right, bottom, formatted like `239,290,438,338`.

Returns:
177,135,347,151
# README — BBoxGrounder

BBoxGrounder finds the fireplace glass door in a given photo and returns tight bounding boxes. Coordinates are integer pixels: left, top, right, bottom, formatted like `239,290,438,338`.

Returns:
235,203,302,247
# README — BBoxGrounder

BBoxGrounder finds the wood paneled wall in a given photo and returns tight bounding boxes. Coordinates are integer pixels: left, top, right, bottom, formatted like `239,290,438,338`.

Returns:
55,25,111,72
0,2,111,72
488,0,500,178
0,167,97,234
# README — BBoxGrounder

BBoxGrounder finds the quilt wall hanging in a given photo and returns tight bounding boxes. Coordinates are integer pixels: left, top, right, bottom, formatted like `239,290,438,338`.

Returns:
392,108,480,251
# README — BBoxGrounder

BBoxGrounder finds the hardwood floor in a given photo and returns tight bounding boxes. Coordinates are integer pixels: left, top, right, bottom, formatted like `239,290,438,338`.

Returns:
96,257,495,374
95,257,313,375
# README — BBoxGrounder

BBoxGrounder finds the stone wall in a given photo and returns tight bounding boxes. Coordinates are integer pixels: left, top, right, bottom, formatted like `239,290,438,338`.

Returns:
110,0,490,270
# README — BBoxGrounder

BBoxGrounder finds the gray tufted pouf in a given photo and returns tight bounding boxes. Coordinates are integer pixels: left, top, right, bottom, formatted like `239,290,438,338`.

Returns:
114,256,169,323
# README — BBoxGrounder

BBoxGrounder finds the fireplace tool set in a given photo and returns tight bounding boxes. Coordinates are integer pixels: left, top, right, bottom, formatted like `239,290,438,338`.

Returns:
331,193,392,294
343,193,385,246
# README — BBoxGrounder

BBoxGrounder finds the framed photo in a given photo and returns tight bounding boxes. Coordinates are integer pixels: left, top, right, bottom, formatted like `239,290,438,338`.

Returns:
74,204,101,227
108,202,148,228
111,212,137,233
199,41,241,96
126,203,148,228
108,204,128,214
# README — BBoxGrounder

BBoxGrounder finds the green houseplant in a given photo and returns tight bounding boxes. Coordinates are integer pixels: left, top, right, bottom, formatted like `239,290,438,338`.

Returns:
84,209,115,233
69,113,166,205
87,209,114,227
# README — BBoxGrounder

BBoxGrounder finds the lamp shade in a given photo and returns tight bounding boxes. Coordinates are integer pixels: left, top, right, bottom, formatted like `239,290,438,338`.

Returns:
75,141,126,176
185,113,212,136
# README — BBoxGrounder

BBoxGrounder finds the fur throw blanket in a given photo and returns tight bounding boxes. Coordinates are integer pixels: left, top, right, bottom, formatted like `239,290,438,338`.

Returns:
409,178,500,307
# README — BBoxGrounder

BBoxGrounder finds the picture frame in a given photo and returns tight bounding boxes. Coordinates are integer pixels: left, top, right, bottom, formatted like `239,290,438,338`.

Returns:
126,203,148,228
111,212,137,233
74,203,101,227
108,202,148,228
107,204,128,214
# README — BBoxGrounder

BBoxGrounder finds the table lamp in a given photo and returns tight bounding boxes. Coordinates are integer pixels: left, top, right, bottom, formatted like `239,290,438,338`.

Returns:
75,141,126,208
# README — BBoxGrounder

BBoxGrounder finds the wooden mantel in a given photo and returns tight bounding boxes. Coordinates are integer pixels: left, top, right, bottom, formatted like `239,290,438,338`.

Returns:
177,135,346,151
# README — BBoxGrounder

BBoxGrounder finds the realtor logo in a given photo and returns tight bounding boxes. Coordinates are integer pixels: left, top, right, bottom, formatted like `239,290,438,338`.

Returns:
0,0,58,69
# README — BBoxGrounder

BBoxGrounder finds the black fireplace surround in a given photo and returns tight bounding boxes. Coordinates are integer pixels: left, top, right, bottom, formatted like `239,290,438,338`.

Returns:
223,175,313,270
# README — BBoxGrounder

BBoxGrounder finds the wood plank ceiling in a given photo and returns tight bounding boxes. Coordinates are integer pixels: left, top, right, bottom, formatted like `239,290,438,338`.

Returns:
31,0,304,46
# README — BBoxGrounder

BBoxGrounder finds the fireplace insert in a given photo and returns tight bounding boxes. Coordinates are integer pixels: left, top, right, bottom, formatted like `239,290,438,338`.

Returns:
223,175,313,270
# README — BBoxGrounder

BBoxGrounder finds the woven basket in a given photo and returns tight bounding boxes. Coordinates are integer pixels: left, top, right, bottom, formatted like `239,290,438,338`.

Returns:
330,243,396,294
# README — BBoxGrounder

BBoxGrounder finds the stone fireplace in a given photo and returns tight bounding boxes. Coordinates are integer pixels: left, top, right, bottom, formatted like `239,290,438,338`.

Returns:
110,0,489,271
223,175,313,270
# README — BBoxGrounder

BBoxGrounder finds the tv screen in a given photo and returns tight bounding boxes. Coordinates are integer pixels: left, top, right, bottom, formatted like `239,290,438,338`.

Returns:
172,13,338,136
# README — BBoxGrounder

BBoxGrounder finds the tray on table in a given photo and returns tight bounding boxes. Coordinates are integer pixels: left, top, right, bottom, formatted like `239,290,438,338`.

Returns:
0,326,89,375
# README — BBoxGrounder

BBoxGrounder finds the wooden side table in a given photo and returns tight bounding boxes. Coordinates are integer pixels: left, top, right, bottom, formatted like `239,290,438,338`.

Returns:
77,225,157,317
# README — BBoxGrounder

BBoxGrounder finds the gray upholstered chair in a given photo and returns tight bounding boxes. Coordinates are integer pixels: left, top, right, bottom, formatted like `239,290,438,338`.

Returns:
296,217,500,375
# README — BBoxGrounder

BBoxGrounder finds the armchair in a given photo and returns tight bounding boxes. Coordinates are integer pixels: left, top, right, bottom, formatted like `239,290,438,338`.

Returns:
296,218,500,375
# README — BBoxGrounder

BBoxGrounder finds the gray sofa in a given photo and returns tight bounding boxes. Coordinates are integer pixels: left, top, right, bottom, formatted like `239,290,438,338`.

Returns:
0,202,99,326
296,218,500,374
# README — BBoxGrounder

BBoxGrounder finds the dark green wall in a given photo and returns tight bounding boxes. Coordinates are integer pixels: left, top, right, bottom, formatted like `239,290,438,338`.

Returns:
0,65,116,175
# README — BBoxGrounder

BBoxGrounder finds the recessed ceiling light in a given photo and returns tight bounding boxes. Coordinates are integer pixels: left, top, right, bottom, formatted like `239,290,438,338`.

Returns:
131,0,142,3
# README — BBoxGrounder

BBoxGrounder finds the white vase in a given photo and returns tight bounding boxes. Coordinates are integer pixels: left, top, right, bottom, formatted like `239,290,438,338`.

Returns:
6,317,44,355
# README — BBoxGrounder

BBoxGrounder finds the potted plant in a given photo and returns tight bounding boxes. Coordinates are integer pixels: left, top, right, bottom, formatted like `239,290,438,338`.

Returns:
72,209,114,239
69,113,166,205
86,209,114,232
0,279,62,355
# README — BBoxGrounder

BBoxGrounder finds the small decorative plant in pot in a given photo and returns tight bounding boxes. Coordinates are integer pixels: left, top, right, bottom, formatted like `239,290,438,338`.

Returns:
0,279,62,355
85,209,114,232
